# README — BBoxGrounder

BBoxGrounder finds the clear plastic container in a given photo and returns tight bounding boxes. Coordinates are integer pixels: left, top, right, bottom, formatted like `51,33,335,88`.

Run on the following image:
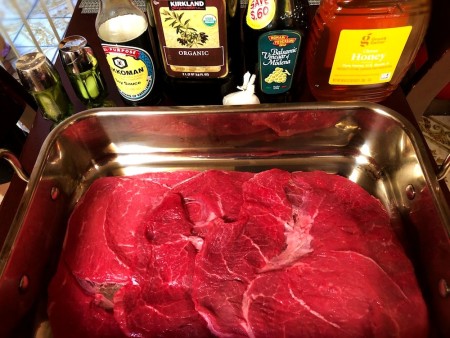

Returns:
306,0,431,102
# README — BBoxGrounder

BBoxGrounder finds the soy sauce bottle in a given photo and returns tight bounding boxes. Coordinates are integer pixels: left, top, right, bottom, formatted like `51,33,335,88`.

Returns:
243,0,309,103
95,0,161,105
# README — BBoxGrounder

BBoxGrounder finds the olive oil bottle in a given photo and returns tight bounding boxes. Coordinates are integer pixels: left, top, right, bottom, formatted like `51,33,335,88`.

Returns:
306,0,431,102
243,0,310,103
148,0,242,105
95,0,161,106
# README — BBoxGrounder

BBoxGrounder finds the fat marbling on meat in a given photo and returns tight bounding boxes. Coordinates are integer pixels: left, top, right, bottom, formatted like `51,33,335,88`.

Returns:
48,169,429,338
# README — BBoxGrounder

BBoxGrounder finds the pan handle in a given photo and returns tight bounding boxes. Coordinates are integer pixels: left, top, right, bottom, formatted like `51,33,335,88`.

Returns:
0,148,29,183
437,153,450,182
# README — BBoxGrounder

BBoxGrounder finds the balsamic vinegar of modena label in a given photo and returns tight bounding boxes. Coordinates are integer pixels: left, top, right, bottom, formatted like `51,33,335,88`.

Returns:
258,30,302,95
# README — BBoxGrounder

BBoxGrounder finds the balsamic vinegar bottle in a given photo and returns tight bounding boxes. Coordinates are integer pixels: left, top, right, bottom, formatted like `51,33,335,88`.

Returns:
95,0,162,106
147,0,242,105
243,0,310,103
305,0,431,102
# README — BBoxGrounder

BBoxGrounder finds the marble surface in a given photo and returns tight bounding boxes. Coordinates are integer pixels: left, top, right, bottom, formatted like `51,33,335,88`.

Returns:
419,114,450,189
0,0,76,64
79,0,146,13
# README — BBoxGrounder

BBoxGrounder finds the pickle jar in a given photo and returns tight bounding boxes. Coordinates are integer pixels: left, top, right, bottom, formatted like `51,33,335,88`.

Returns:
16,52,73,124
59,35,109,108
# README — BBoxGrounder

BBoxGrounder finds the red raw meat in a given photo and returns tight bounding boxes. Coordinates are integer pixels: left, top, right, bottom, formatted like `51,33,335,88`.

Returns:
245,251,426,338
251,110,343,136
48,170,429,338
114,193,210,337
172,170,253,235
47,259,125,338
48,172,198,338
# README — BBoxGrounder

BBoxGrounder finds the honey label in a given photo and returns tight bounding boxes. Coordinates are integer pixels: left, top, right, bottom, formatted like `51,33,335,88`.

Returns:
246,0,276,30
102,44,155,101
258,30,301,94
329,26,412,85
152,0,228,78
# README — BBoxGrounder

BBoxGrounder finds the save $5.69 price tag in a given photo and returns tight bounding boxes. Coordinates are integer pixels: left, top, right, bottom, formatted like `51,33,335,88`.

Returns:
246,0,276,29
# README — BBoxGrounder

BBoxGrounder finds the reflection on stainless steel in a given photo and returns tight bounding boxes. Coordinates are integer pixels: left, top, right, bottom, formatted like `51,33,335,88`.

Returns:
0,148,29,183
438,154,450,181
34,319,52,338
439,279,450,298
0,102,449,337
405,184,416,200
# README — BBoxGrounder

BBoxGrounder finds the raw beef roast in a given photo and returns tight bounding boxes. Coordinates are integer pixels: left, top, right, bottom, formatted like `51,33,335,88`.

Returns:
48,170,429,338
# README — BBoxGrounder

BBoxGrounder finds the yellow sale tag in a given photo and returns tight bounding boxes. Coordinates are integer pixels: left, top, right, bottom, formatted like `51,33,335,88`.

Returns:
246,0,276,30
329,26,412,85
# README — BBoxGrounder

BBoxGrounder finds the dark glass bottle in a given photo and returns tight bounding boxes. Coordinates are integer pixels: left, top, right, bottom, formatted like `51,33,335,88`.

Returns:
0,66,36,182
243,0,309,103
148,0,242,105
95,0,162,106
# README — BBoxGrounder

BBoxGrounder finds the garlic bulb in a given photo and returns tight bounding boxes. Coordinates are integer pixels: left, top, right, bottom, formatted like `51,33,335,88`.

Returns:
223,72,260,105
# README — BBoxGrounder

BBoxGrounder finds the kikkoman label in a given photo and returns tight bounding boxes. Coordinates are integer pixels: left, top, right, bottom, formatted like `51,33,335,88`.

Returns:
102,44,155,101
329,26,412,85
258,30,301,95
152,0,228,78
246,0,276,30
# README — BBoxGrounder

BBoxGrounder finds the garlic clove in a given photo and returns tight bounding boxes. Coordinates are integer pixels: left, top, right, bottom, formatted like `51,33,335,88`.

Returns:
223,72,260,105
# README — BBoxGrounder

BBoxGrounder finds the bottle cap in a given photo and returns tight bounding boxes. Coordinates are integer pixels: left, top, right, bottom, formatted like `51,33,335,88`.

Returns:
58,35,93,75
16,52,59,92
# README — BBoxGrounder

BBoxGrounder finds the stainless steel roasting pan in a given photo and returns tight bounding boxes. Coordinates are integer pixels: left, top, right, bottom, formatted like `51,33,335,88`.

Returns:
0,102,449,337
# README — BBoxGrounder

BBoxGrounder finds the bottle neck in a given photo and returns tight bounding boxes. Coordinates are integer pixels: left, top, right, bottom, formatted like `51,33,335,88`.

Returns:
99,0,137,11
97,0,144,25
96,0,148,41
